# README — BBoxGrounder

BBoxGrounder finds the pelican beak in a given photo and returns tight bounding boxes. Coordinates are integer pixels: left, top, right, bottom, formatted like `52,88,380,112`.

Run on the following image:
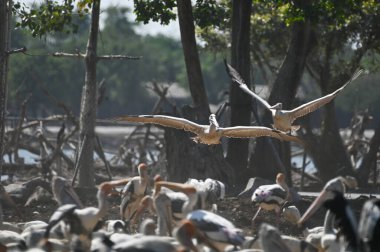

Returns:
298,189,334,226
174,221,198,252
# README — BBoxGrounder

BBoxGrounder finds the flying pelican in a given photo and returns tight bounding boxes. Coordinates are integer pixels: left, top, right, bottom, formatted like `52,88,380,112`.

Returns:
175,210,245,252
250,173,289,225
225,61,364,133
115,113,304,145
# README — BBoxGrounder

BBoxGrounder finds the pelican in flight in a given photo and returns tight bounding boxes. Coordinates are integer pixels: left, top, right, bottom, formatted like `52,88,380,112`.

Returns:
115,113,303,145
225,61,364,133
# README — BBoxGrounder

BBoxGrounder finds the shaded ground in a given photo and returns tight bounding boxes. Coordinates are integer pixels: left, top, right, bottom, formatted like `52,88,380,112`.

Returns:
2,182,373,239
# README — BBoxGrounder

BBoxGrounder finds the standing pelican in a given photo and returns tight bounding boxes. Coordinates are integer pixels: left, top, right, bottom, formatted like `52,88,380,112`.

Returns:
119,163,149,224
115,113,303,145
251,173,289,225
298,176,359,251
358,198,380,252
44,182,117,251
225,61,364,133
52,175,83,208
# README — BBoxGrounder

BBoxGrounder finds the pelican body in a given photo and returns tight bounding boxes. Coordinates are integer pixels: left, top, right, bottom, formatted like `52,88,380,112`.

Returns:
115,113,304,145
251,173,289,223
176,210,245,252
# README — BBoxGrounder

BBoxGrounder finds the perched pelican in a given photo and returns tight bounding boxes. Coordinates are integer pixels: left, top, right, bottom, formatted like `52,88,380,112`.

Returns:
44,182,117,251
225,61,364,133
251,173,289,224
358,198,380,252
115,113,303,145
298,176,359,251
119,163,149,224
175,210,245,252
185,178,225,211
52,175,83,208
259,223,291,252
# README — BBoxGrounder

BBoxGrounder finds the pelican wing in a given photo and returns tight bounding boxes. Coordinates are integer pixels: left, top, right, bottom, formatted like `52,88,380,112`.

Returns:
115,115,206,134
288,69,364,122
225,61,272,110
220,126,304,145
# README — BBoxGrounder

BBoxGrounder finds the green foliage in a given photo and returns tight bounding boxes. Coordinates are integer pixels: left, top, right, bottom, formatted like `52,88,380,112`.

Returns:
8,7,229,117
133,0,176,25
13,0,80,37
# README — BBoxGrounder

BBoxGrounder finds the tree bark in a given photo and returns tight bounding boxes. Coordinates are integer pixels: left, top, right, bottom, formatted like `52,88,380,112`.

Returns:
177,0,210,121
250,21,314,183
164,107,235,186
226,0,252,186
77,0,100,188
0,0,11,175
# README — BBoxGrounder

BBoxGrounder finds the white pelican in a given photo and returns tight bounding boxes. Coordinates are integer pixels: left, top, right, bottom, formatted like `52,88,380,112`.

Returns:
115,113,304,145
52,175,83,208
175,209,245,252
44,182,117,251
298,176,359,251
119,163,149,225
251,173,289,224
185,178,225,212
358,198,380,252
226,62,364,133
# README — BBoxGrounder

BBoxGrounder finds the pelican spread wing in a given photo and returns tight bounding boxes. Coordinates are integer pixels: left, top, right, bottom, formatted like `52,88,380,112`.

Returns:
287,69,364,122
225,61,272,110
116,115,206,134
220,126,303,145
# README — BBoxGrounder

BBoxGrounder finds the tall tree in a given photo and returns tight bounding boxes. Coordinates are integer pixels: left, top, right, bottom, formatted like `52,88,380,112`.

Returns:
226,0,253,185
0,0,11,175
177,0,210,120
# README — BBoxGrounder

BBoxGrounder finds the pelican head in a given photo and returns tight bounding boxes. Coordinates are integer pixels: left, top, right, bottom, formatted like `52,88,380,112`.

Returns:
269,103,283,110
298,176,353,226
138,163,148,177
174,220,198,251
209,114,219,128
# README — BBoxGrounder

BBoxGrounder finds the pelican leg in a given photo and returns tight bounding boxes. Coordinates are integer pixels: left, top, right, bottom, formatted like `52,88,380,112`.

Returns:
251,207,262,225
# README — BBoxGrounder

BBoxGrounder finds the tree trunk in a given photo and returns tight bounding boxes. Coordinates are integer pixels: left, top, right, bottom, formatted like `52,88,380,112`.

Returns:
177,0,210,121
0,0,11,175
226,0,252,186
250,21,314,183
356,123,380,186
77,0,100,188
164,107,235,186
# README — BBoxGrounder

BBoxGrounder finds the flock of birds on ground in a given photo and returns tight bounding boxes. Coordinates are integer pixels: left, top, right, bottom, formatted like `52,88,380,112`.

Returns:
0,164,379,252
0,64,376,251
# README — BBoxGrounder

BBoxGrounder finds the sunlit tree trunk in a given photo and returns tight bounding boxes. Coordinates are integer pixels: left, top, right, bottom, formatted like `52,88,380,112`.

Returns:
77,0,100,188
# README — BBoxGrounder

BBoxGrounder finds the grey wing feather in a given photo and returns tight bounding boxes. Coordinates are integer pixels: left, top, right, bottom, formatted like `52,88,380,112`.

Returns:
225,61,272,110
220,126,303,145
288,69,364,121
115,115,206,134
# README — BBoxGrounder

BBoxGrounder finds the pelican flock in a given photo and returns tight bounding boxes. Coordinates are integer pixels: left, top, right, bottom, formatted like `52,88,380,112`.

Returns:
0,64,377,252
